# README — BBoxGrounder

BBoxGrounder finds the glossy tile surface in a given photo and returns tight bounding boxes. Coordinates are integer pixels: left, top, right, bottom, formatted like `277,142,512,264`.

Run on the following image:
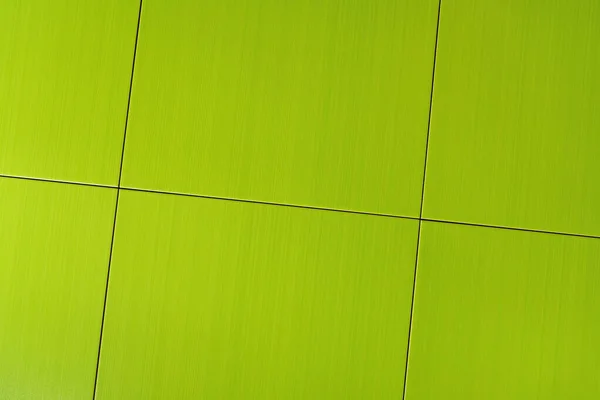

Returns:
4,1,600,398
121,0,439,216
0,0,139,185
96,190,419,399
423,0,600,236
406,222,600,400
0,178,116,399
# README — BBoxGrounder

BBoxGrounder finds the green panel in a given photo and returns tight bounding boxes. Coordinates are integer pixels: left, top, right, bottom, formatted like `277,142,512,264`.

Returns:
121,0,439,217
423,0,600,235
96,190,418,399
0,0,139,185
406,222,600,399
0,178,116,399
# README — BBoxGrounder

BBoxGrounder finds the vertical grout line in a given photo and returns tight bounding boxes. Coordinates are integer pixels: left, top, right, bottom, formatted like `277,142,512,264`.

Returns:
115,0,144,190
92,0,144,398
418,0,442,222
402,0,442,398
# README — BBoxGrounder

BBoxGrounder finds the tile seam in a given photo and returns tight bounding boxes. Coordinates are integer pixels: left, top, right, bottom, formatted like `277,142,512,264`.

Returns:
0,173,597,240
402,0,443,398
92,0,144,398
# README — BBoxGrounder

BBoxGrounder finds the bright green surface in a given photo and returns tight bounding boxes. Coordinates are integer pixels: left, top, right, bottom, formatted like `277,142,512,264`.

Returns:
0,178,116,399
424,0,600,236
121,0,439,216
406,222,600,399
3,1,600,398
0,0,139,185
96,190,418,399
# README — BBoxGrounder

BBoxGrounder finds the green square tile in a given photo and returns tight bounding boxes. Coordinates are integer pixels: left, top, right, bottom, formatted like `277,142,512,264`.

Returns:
423,0,600,235
96,191,418,399
0,178,116,398
0,0,139,185
121,0,439,216
406,222,600,399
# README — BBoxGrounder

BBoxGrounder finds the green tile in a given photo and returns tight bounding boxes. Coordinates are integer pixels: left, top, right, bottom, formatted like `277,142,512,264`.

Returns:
0,178,116,398
121,0,439,216
423,0,600,235
96,190,418,399
0,0,139,185
406,222,600,399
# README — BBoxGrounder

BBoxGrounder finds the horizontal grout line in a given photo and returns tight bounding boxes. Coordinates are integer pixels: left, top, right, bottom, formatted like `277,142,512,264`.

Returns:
422,217,600,240
1,173,598,241
0,173,117,190
120,186,420,221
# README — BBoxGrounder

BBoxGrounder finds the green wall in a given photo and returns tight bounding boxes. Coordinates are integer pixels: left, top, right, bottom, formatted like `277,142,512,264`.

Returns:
1,0,599,398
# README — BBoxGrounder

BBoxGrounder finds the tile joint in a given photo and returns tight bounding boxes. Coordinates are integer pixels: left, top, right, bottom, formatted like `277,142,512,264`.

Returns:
402,1,443,398
0,173,597,240
92,0,144,398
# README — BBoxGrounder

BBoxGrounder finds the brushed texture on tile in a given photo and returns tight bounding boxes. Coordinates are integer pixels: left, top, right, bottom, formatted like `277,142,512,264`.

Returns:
406,222,600,399
423,0,600,236
0,178,116,399
96,190,418,399
121,0,439,217
0,0,139,185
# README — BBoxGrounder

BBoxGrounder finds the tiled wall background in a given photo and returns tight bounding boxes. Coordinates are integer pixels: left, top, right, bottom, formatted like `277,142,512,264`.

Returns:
1,1,599,399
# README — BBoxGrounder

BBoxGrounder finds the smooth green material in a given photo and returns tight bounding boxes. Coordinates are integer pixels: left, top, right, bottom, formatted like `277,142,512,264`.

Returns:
406,222,600,399
0,178,116,399
121,0,439,216
0,0,139,185
424,0,600,236
96,190,419,399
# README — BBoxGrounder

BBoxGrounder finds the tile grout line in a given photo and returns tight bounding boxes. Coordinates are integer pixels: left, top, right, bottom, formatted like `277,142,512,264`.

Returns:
0,173,419,221
120,186,420,221
0,173,116,190
420,217,600,241
0,172,598,241
402,0,442,399
92,0,143,398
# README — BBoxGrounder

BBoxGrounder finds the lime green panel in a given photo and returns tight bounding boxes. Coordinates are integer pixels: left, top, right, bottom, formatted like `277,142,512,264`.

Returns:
423,0,600,235
96,191,418,399
0,178,116,399
406,222,600,399
121,0,439,216
0,0,139,185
